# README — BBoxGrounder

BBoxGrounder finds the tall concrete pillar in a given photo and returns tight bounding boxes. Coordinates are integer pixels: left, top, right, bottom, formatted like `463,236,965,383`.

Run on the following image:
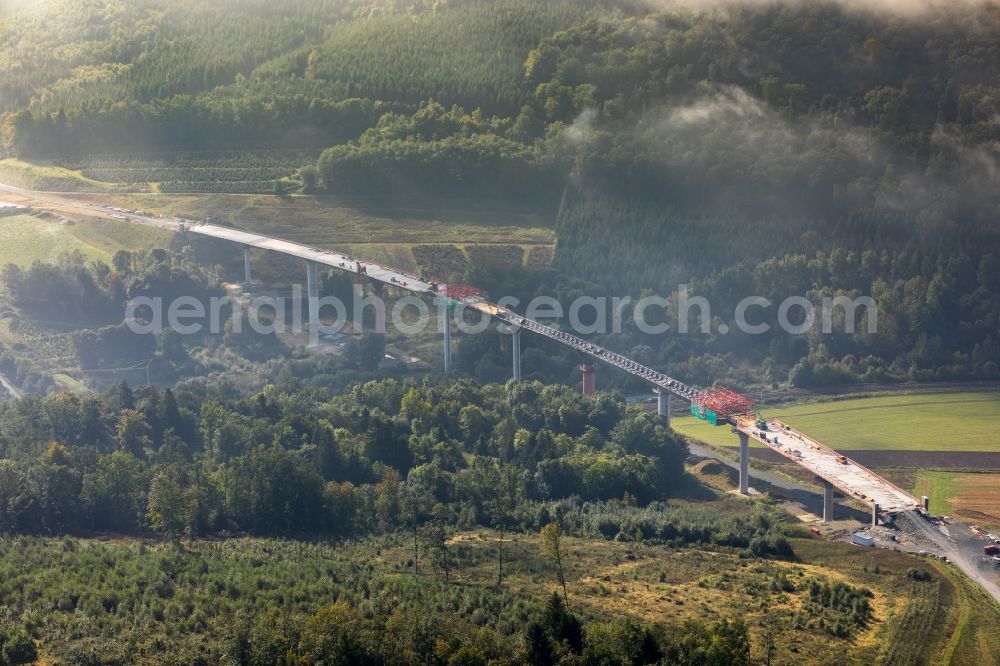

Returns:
823,480,834,523
511,328,522,382
306,260,319,342
371,282,386,335
243,247,252,285
872,503,880,528
655,388,671,427
738,431,749,495
442,304,452,373
580,362,596,395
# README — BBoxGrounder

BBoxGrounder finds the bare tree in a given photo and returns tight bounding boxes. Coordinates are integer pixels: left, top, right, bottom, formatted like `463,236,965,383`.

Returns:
540,522,568,604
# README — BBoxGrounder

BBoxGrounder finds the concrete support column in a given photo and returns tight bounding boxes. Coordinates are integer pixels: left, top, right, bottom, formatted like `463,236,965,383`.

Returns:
442,305,452,373
872,503,880,528
352,280,364,328
306,261,319,342
655,388,671,427
511,328,522,382
738,431,749,495
371,282,386,335
243,247,252,285
580,362,596,395
823,480,834,523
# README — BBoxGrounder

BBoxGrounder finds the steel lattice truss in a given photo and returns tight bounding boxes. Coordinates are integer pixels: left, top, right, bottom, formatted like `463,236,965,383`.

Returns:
471,303,705,402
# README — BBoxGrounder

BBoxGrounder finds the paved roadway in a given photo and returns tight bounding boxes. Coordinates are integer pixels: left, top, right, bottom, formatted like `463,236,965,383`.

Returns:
186,224,436,294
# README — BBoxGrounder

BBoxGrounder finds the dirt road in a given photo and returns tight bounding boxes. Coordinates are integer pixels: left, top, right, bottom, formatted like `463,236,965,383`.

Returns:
0,180,183,231
900,510,1000,604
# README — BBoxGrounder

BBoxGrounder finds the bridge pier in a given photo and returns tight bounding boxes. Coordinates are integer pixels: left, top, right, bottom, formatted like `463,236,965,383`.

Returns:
511,328,522,382
738,431,749,495
442,304,452,373
822,480,834,523
654,388,671,427
306,260,319,342
872,503,880,528
243,247,252,286
580,361,596,395
371,282,386,335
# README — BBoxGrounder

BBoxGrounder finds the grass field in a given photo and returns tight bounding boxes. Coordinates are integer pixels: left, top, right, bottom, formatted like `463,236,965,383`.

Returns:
0,214,174,268
674,391,1000,453
913,470,1000,529
0,158,121,192
52,373,91,395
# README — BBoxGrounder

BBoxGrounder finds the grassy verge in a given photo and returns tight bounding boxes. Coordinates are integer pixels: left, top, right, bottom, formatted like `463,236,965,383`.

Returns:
0,159,123,192
913,470,1000,529
96,192,555,241
0,214,174,268
50,191,557,272
52,373,90,395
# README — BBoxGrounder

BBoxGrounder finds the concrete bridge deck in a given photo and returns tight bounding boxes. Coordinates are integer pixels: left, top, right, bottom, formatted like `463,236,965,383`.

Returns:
732,415,918,513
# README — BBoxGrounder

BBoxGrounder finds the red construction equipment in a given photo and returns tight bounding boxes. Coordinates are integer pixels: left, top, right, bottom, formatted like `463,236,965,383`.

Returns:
694,387,755,419
437,283,488,305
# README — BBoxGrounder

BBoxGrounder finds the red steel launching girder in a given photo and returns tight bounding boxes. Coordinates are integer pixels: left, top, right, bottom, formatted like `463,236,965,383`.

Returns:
438,282,488,304
694,387,755,418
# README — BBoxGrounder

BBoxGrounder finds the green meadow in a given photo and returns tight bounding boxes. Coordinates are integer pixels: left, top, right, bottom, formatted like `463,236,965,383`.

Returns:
673,391,1000,453
0,214,174,268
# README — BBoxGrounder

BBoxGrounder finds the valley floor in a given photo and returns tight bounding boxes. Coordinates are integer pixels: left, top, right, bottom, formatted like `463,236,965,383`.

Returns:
2,526,998,665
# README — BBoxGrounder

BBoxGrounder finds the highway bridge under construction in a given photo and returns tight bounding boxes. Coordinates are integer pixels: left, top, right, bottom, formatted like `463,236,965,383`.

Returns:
187,221,921,524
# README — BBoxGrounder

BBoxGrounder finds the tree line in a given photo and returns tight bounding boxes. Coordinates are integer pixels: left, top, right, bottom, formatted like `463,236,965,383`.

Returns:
0,377,702,542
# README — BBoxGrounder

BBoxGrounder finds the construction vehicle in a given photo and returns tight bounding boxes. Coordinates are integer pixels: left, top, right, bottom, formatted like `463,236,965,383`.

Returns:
837,455,848,464
755,411,768,431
